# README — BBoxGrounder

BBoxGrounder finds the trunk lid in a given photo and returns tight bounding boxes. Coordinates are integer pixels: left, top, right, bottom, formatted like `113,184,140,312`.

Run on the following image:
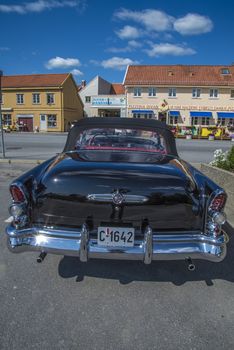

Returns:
33,152,202,232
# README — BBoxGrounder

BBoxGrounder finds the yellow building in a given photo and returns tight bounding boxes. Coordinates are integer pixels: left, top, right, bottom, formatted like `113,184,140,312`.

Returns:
1,73,83,132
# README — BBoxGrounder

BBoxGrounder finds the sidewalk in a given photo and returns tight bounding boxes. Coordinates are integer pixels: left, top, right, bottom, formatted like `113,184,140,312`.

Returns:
5,131,68,136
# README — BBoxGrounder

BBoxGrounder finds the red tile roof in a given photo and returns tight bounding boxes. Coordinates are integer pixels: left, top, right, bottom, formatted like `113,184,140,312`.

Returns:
2,73,69,88
110,83,125,94
124,65,234,86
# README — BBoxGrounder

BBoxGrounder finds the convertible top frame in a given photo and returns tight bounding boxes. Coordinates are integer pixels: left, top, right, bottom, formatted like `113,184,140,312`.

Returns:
63,117,178,156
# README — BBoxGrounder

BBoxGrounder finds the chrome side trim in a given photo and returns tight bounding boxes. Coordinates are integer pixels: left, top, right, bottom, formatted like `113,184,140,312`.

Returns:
143,226,153,264
87,194,148,204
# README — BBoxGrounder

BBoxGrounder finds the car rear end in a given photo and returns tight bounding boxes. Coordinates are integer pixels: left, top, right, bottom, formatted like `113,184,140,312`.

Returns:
5,119,229,266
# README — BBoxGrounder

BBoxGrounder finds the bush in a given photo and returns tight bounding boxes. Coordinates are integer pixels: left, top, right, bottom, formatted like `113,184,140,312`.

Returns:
210,146,234,171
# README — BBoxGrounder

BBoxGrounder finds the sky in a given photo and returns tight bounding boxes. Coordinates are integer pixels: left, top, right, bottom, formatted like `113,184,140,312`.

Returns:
0,0,234,85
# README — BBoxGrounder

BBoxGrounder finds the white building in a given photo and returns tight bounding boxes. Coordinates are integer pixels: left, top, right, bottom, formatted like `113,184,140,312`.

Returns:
79,76,126,118
124,65,234,126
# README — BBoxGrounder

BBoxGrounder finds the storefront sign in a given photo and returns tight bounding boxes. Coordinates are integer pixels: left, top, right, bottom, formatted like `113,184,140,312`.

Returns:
128,104,234,111
92,97,126,107
16,114,34,118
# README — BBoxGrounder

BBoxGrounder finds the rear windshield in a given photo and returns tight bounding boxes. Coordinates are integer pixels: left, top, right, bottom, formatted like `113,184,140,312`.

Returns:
74,127,167,154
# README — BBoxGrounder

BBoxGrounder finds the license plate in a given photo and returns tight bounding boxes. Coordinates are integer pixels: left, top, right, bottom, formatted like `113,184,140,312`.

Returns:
97,226,135,247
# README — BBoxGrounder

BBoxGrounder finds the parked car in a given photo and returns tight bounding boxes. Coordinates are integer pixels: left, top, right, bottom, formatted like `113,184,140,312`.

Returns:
3,125,11,133
6,118,228,269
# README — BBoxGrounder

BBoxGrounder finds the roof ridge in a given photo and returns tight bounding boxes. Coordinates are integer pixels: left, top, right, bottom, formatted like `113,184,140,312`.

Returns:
129,64,233,68
3,72,69,77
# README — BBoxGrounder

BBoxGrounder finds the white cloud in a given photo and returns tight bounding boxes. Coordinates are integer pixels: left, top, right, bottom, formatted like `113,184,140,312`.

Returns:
100,57,139,70
174,13,213,35
107,47,132,53
114,8,213,38
107,40,142,53
128,40,142,48
0,1,82,14
116,25,141,40
70,68,83,76
114,8,174,32
45,56,81,69
146,43,196,57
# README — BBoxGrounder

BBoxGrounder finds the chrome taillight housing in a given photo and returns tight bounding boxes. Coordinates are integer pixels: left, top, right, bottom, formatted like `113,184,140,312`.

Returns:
10,184,26,203
208,192,227,213
206,190,227,237
9,183,28,228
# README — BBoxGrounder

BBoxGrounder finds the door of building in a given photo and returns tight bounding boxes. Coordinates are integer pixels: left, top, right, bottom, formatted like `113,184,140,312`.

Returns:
158,112,167,124
40,115,47,131
17,115,34,131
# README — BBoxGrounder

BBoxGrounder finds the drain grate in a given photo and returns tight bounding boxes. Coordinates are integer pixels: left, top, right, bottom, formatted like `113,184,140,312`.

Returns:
6,147,22,150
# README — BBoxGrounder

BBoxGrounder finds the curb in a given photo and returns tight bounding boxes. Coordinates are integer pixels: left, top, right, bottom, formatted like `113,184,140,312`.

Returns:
0,158,44,164
0,159,202,166
5,132,68,136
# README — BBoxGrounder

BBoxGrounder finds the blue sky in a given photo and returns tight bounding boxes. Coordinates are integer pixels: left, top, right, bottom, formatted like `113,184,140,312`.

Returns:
0,0,234,84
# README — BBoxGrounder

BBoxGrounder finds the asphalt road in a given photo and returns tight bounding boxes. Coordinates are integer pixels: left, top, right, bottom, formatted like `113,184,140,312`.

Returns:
0,132,233,163
1,163,234,350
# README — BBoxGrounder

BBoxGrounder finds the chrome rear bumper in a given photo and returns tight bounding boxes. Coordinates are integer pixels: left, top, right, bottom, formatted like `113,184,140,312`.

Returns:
5,224,228,264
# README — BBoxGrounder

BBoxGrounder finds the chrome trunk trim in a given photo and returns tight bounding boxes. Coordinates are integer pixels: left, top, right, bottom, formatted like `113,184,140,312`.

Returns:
87,194,148,204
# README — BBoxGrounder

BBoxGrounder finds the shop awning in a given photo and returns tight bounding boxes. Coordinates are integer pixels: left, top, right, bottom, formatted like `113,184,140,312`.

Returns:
217,112,234,118
132,110,154,114
190,111,212,117
169,111,180,116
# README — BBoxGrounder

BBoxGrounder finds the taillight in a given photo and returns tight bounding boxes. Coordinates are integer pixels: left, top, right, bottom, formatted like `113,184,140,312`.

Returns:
209,192,226,212
10,185,26,203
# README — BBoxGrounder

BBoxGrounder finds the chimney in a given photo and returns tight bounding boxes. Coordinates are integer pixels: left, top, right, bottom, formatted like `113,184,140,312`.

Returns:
81,80,86,88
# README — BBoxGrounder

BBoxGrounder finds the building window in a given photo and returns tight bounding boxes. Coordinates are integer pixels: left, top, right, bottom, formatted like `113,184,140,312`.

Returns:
192,88,201,98
168,88,176,97
32,93,40,104
133,113,141,118
133,87,141,97
85,96,91,103
133,112,153,119
201,117,210,125
148,87,156,97
210,89,218,98
47,93,55,104
169,116,178,125
3,114,12,126
218,118,226,126
230,90,234,98
221,68,230,75
16,94,24,104
0,93,3,104
191,117,198,125
47,114,57,128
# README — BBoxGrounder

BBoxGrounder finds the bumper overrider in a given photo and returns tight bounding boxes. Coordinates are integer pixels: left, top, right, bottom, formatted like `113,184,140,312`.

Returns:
5,224,228,264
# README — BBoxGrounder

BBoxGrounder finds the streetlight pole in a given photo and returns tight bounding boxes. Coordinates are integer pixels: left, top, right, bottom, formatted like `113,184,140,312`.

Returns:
0,69,6,158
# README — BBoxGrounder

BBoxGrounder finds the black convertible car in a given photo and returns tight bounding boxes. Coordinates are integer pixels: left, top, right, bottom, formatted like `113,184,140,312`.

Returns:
6,118,228,269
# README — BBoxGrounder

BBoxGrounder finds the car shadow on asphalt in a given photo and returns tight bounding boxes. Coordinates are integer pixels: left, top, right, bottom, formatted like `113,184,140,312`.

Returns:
58,222,234,285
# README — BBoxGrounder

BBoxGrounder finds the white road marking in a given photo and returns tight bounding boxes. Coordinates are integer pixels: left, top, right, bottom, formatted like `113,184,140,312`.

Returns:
5,216,13,223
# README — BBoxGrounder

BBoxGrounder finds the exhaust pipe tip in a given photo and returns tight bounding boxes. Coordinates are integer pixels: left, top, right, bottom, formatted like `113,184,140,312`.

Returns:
37,251,47,263
188,263,196,271
186,257,196,271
